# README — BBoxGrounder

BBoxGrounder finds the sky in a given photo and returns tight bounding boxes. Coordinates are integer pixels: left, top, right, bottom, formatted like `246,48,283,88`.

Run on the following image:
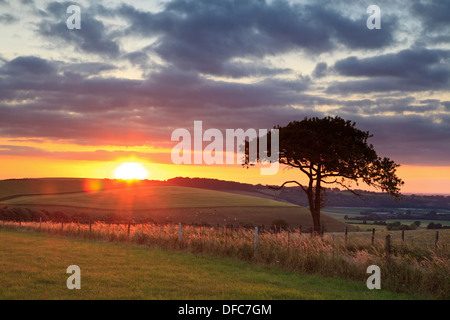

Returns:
0,0,449,194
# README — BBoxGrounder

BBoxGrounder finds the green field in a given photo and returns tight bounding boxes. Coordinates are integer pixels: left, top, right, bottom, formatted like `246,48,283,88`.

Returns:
0,230,421,300
3,185,297,209
322,207,450,230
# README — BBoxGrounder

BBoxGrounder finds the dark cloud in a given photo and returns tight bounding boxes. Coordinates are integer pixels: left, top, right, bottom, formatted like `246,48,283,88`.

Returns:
409,1,450,45
1,55,449,167
0,56,309,146
411,1,450,31
353,114,450,166
113,0,396,77
443,102,450,111
123,51,149,67
0,13,18,24
60,62,117,76
0,56,56,76
37,2,120,58
328,48,450,93
312,62,328,78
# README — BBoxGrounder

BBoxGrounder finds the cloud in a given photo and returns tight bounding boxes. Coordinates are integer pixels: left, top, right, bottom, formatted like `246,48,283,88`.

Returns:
0,56,56,76
0,55,310,145
37,2,120,58
113,0,397,77
123,51,149,67
411,1,450,31
0,13,18,24
0,0,449,169
0,145,171,164
328,48,450,93
0,144,47,156
312,62,328,78
60,62,117,76
353,114,450,166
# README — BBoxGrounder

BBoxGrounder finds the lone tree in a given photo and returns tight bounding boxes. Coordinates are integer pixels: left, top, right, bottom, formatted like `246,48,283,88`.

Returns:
247,116,404,233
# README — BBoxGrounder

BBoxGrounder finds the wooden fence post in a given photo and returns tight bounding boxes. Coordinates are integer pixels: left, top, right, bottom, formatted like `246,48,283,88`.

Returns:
254,226,258,253
401,229,405,243
344,226,348,246
127,222,131,238
178,222,182,243
39,217,42,230
287,231,290,250
385,235,391,262
435,231,439,251
332,234,335,259
371,228,375,246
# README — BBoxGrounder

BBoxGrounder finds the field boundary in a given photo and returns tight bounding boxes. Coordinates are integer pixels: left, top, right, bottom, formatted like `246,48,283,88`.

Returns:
0,219,448,299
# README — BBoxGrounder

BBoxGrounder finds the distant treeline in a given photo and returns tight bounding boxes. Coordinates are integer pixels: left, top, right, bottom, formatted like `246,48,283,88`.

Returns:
351,210,450,221
0,207,155,224
167,177,450,210
0,206,292,232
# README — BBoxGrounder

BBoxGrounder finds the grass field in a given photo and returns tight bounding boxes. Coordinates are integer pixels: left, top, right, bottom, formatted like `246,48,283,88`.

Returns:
0,230,421,300
322,206,450,230
1,221,448,299
2,184,298,209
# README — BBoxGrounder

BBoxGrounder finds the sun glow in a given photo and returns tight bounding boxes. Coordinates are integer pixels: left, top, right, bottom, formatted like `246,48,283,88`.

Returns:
114,162,149,180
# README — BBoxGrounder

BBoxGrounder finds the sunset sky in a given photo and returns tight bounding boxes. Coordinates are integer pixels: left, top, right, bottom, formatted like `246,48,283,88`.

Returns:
0,0,449,194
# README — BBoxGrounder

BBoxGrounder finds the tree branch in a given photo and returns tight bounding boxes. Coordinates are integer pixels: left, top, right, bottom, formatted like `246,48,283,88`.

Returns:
334,180,366,201
321,179,338,184
268,180,307,193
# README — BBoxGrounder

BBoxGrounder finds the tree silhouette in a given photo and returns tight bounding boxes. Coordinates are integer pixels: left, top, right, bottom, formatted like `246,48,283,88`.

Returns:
248,116,404,233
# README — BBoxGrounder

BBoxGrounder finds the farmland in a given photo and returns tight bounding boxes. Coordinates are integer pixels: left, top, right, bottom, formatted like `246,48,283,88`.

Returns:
0,230,428,300
322,206,450,230
0,178,449,300
0,219,448,299
0,178,348,231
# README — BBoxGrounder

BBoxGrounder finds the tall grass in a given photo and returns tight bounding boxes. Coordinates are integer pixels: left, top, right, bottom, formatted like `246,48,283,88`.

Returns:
0,220,448,299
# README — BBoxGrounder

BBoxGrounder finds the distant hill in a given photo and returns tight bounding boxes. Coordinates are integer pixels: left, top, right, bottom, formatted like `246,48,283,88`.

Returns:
2,177,449,210
0,178,349,231
167,177,450,210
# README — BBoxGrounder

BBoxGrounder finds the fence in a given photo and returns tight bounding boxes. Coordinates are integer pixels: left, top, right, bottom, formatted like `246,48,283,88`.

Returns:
1,217,448,298
0,218,444,260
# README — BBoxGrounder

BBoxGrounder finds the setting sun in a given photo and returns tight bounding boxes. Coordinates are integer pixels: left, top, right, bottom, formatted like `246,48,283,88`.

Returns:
114,162,149,180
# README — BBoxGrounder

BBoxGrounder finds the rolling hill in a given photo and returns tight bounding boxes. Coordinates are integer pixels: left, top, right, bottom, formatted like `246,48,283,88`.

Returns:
0,178,349,231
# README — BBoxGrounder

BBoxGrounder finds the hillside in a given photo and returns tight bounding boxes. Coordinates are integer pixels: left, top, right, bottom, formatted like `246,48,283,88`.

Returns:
167,177,450,210
0,178,349,231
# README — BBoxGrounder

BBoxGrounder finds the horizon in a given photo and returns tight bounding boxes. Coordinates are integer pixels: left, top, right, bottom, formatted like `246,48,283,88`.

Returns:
2,176,450,197
1,0,449,195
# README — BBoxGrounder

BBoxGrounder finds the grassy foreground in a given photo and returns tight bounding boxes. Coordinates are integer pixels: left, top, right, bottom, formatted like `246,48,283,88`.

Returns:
0,230,420,300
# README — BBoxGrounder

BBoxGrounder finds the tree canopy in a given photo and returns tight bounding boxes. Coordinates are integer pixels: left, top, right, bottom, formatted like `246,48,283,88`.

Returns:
250,116,404,233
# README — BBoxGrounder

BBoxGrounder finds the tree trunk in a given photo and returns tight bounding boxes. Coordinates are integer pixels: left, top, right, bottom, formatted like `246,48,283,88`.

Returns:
306,187,321,235
311,208,321,234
